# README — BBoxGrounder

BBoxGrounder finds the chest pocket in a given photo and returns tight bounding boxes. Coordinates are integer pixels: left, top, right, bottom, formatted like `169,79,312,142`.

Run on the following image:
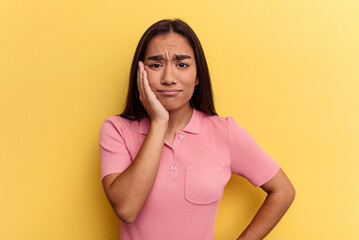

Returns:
184,165,230,205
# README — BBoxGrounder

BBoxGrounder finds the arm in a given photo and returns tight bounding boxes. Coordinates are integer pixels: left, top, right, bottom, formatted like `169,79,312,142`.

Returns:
102,61,169,224
102,122,166,224
237,168,295,240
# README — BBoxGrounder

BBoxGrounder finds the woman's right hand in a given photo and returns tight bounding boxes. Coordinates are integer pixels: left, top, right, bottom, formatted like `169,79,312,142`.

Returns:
137,61,169,123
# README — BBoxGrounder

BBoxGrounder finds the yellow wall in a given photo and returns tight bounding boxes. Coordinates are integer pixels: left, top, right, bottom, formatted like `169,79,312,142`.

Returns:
1,0,358,239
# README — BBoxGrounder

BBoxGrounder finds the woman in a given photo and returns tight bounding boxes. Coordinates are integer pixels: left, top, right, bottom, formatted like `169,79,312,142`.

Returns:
99,19,295,240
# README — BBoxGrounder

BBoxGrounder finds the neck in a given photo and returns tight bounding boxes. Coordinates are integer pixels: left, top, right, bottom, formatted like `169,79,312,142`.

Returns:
167,104,193,133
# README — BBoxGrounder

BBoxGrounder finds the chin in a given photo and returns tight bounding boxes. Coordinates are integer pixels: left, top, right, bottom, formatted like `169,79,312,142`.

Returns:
163,105,180,111
165,105,192,113
159,97,192,112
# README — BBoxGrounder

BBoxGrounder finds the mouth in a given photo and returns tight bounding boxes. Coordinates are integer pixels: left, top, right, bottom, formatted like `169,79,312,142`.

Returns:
157,90,182,96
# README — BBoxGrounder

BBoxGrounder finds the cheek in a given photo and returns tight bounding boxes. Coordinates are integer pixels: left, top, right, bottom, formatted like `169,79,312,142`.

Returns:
145,71,159,88
187,69,197,84
183,72,198,87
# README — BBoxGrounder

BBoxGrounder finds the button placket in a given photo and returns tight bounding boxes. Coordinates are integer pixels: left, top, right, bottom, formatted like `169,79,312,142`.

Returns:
168,132,184,177
169,147,178,177
169,148,176,170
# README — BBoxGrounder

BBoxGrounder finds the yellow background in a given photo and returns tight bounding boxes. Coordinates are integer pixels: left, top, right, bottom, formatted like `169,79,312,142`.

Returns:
1,0,358,239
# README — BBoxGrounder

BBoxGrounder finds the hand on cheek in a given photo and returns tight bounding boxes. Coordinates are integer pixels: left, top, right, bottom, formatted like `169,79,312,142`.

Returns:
137,61,169,123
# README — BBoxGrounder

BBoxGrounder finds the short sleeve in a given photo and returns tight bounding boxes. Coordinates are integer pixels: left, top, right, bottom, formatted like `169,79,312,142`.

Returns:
227,116,280,187
99,117,132,181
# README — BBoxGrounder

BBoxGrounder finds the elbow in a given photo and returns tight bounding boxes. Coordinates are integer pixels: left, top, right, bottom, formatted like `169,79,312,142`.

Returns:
286,184,296,204
113,204,138,224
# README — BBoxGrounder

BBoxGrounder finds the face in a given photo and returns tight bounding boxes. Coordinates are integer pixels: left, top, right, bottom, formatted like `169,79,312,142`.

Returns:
143,33,199,112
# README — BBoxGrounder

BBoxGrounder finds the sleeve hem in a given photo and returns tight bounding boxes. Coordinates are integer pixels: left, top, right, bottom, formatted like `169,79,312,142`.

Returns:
254,165,280,187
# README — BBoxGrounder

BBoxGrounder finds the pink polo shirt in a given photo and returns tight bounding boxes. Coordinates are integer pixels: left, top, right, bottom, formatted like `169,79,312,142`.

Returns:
99,108,279,240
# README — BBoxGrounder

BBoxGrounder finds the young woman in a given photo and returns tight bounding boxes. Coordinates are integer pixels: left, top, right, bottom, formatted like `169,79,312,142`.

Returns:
99,19,295,240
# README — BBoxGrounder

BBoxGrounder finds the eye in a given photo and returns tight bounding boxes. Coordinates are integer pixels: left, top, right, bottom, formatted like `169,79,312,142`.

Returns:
149,63,162,69
177,63,189,68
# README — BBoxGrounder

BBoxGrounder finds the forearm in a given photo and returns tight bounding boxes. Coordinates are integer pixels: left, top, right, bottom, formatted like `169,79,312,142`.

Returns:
237,190,295,240
106,121,167,222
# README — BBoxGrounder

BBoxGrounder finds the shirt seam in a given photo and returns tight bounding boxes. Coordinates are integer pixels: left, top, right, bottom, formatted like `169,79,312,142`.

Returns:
227,117,233,174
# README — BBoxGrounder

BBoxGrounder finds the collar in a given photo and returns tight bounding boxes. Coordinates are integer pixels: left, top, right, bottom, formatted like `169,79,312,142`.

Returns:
139,108,201,135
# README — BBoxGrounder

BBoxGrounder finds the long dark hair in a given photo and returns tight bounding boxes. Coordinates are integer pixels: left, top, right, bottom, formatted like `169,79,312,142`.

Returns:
120,19,217,120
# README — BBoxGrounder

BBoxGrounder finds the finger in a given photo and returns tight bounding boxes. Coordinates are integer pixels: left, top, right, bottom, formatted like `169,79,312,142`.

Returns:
140,62,147,98
142,69,153,97
137,61,144,99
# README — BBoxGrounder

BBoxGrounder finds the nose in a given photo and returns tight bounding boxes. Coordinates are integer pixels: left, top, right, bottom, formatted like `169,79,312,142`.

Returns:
161,63,176,85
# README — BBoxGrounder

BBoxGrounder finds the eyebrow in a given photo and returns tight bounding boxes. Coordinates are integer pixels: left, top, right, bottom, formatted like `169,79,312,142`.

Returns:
146,54,192,60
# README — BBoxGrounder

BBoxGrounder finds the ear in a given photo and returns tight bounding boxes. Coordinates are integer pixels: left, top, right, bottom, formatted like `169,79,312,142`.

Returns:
195,77,199,86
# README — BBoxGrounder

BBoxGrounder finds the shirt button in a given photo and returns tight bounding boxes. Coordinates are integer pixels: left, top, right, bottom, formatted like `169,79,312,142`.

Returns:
178,134,184,140
171,165,176,170
171,149,174,153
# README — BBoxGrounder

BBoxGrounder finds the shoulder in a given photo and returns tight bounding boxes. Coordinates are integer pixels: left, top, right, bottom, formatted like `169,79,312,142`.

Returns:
200,112,238,130
199,112,249,140
100,115,141,136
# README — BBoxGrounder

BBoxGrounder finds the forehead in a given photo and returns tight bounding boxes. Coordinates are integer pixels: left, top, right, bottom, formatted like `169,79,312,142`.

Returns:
145,33,194,58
